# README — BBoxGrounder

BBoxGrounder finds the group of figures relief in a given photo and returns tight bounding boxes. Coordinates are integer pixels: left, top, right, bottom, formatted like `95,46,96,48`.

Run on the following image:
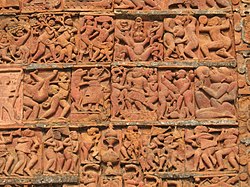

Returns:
75,124,240,187
114,15,234,62
0,124,239,182
0,15,114,64
111,66,237,121
0,128,79,178
0,66,236,124
0,14,234,65
0,0,231,12
0,125,239,180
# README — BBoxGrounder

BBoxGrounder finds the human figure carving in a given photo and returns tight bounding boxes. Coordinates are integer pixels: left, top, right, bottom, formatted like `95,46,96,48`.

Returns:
78,16,114,63
215,128,239,171
44,129,64,174
163,16,198,60
158,69,194,119
165,0,230,10
114,17,163,62
11,129,40,177
80,127,101,163
23,70,58,120
56,18,77,63
199,16,233,60
195,66,237,118
41,72,70,120
0,132,14,176
62,131,78,173
185,126,218,171
31,18,59,63
111,67,128,119
120,126,141,161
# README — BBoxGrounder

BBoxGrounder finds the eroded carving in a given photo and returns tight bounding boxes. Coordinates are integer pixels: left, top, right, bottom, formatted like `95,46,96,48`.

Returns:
80,163,100,186
195,66,237,118
0,69,22,124
23,69,70,121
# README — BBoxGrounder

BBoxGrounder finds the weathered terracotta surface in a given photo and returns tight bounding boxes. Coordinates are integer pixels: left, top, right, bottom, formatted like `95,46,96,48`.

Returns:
0,128,42,177
0,14,114,64
0,0,249,186
23,69,71,122
0,69,22,125
71,67,110,122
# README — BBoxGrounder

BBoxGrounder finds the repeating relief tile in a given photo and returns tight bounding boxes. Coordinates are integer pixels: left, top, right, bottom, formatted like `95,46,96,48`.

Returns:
114,0,162,10
164,0,232,10
0,0,244,186
114,0,232,11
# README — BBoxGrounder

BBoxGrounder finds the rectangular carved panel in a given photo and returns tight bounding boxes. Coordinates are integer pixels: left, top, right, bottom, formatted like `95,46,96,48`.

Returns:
23,69,71,122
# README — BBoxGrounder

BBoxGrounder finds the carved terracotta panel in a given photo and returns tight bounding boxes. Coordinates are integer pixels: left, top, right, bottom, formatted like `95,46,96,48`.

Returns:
0,0,246,186
185,125,239,172
71,67,110,122
194,66,237,119
164,0,232,10
43,128,79,175
114,18,164,63
158,68,195,119
198,15,235,61
0,14,114,65
23,69,71,122
0,128,42,178
163,16,199,61
0,0,114,13
111,66,158,120
114,0,162,10
0,68,22,125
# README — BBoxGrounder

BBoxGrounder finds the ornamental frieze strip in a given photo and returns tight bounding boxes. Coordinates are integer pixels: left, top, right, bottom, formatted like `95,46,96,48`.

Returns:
0,66,238,125
0,13,238,67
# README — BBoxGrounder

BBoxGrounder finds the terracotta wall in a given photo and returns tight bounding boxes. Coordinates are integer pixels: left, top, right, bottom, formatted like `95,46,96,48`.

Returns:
0,0,248,186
